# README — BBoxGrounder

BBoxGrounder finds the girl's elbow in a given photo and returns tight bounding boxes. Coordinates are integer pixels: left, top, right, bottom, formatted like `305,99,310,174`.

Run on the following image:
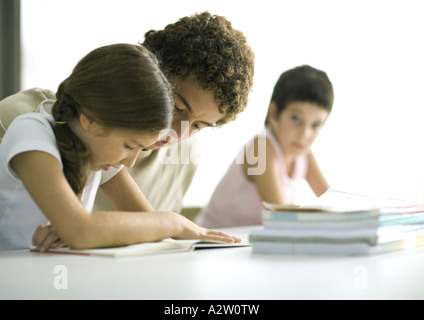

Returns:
64,236,92,250
60,226,96,250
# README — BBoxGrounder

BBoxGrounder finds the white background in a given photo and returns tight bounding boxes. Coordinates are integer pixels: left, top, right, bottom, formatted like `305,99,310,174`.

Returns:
21,0,424,207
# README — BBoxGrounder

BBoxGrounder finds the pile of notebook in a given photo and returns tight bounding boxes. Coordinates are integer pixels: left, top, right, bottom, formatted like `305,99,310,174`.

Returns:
250,190,424,255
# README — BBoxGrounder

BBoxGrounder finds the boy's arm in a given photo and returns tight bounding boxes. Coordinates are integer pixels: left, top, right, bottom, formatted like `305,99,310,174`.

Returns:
94,139,199,213
306,151,330,197
0,88,55,141
99,167,155,212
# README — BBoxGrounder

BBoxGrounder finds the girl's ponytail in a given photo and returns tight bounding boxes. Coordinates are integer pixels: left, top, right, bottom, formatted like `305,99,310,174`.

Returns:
52,87,90,195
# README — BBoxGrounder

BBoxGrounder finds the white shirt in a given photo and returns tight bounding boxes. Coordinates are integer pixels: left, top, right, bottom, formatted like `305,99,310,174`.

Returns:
0,100,122,251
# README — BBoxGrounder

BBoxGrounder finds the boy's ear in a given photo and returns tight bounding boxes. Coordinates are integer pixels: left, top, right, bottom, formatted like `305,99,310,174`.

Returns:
267,101,278,125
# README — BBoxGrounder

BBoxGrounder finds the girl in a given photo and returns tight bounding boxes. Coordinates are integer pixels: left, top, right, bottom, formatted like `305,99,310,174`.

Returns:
196,65,334,228
0,43,240,251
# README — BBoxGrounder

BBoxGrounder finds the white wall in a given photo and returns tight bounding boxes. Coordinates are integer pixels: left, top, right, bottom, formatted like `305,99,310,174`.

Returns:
21,0,424,207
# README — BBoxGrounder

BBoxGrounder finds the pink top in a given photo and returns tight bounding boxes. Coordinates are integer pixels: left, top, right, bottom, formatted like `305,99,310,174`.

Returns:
196,129,308,228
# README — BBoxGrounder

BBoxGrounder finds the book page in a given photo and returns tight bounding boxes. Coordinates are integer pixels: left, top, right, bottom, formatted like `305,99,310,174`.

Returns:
263,189,412,213
305,189,410,210
31,238,250,257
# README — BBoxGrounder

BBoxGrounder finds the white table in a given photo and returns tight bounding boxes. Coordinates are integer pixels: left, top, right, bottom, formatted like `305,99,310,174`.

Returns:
1,226,424,300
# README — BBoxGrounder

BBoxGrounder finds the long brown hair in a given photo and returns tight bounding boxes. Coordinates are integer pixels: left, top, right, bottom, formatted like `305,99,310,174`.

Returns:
52,44,173,195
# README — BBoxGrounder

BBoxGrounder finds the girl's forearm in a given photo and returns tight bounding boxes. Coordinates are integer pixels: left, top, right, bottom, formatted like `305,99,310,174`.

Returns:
64,211,185,249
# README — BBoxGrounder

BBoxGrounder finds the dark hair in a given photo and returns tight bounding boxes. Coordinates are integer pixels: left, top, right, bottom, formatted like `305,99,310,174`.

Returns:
142,11,255,125
52,43,173,195
266,65,334,125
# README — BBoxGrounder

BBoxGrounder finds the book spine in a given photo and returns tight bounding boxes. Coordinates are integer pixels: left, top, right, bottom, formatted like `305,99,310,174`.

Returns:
251,241,371,255
262,209,381,222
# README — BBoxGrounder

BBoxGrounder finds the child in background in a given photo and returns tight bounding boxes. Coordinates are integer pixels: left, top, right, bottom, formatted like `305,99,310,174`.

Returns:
196,65,334,228
0,43,240,251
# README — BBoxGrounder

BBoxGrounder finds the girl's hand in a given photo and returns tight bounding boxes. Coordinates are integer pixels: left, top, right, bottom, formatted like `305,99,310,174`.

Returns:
32,224,67,252
172,215,242,243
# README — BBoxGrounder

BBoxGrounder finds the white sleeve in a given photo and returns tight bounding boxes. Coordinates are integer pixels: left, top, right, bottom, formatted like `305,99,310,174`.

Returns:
0,114,62,183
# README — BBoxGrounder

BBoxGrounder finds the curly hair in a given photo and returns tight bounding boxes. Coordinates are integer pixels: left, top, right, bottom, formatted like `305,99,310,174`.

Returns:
142,11,255,125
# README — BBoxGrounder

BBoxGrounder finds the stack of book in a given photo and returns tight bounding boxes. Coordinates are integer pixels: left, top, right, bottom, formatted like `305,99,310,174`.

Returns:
250,190,424,255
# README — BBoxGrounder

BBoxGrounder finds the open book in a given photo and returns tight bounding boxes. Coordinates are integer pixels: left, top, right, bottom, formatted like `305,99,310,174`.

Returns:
262,189,423,220
264,189,416,212
30,239,250,258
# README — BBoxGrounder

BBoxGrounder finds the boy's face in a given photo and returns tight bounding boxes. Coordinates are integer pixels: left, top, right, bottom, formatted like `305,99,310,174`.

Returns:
151,80,223,148
270,101,329,156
